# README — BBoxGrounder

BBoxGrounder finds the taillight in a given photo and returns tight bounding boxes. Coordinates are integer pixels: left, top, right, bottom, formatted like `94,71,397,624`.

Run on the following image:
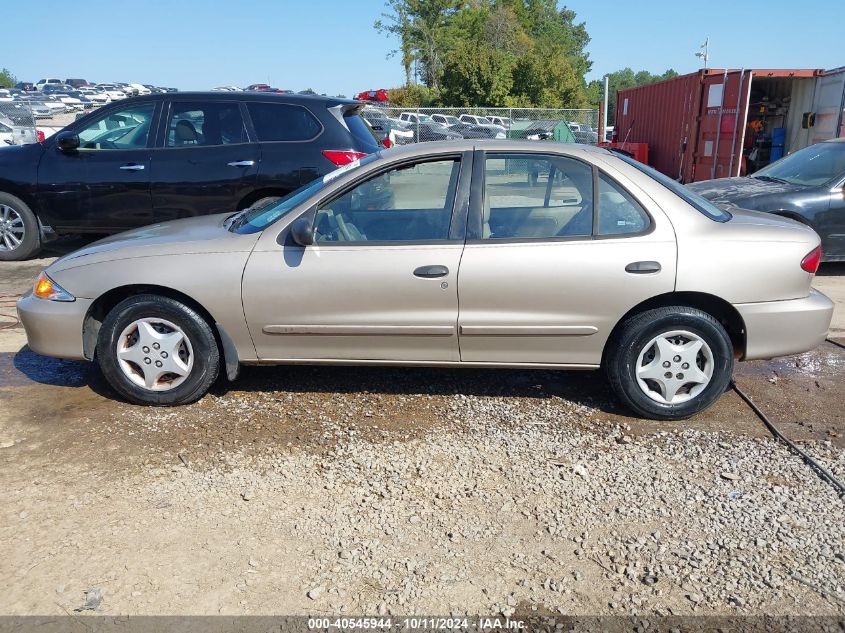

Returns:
36,130,45,143
382,137,392,149
322,150,368,166
800,245,822,273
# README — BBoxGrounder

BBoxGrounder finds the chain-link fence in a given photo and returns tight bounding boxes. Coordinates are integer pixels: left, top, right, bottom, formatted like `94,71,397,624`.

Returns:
360,105,600,146
0,102,38,145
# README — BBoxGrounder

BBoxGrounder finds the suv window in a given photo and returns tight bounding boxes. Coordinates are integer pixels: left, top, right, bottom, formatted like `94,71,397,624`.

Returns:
77,103,156,150
483,154,593,239
166,101,247,147
246,103,321,141
315,159,460,243
597,173,649,235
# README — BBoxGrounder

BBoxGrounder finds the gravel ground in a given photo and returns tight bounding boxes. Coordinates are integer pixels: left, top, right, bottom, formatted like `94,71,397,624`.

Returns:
0,254,844,617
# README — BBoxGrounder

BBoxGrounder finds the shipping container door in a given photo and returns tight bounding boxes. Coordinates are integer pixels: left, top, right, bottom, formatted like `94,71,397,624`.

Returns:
810,69,845,144
691,71,752,182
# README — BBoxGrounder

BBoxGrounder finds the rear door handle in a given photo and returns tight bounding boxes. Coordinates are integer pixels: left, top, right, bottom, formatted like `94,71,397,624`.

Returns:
625,261,662,274
227,160,255,167
119,163,144,171
413,265,449,278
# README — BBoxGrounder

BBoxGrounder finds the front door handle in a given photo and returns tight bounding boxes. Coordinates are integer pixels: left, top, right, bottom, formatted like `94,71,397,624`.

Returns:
413,265,449,278
227,160,255,167
625,261,662,274
119,163,145,171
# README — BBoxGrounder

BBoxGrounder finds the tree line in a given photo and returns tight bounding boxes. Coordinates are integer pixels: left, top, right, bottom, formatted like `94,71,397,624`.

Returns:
375,0,678,113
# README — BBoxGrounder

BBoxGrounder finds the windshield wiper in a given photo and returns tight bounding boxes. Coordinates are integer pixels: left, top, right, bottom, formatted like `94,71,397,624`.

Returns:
752,175,790,184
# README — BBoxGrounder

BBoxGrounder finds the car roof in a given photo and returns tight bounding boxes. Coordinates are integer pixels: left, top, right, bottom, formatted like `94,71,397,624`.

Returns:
98,91,361,107
376,139,612,158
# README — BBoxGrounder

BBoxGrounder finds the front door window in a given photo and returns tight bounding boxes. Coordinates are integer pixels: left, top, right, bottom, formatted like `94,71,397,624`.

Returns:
314,159,461,243
77,103,155,150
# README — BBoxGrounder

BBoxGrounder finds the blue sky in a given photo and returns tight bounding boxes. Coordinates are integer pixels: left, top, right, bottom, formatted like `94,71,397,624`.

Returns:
4,0,842,95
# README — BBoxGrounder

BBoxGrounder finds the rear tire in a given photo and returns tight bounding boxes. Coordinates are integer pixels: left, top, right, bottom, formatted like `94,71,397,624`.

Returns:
0,192,41,261
97,294,220,406
605,306,734,420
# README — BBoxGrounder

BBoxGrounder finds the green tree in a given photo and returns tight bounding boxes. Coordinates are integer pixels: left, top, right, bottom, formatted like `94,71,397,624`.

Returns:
376,1,593,107
0,67,16,89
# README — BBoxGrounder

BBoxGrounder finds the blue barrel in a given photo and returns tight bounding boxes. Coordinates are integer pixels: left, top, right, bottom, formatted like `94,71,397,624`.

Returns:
770,127,786,162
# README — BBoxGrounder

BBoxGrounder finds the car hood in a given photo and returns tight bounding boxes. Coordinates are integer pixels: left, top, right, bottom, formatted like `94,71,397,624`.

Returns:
49,213,262,273
686,176,806,205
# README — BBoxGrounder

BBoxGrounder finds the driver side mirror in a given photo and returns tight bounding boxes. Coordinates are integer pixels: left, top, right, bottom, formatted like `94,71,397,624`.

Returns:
54,131,80,152
289,215,314,246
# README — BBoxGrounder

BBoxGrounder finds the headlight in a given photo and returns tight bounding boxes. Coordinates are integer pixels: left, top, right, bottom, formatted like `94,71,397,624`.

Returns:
496,132,506,139
33,272,75,302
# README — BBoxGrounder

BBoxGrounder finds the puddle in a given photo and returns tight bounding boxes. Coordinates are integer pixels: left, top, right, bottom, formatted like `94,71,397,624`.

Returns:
738,343,845,380
0,348,91,389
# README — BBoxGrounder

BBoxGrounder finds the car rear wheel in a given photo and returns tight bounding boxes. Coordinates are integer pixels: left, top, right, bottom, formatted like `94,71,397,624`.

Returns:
605,306,734,420
0,193,41,261
97,294,220,406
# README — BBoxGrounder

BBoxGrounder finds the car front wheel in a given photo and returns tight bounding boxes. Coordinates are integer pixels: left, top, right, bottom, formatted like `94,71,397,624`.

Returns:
97,294,220,405
605,306,734,420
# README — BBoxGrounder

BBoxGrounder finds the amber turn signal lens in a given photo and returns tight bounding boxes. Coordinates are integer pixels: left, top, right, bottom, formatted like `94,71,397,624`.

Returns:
34,276,54,298
32,272,75,302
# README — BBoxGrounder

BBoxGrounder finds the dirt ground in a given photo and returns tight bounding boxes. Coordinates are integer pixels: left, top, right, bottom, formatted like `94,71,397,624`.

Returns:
0,244,843,618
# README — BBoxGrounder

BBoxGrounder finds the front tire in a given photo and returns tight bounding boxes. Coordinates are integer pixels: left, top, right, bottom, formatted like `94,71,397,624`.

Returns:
97,294,220,405
605,306,734,420
0,192,41,261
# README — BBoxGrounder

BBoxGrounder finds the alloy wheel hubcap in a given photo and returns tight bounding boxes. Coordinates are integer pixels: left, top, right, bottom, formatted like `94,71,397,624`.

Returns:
635,330,714,405
116,318,194,391
0,205,25,252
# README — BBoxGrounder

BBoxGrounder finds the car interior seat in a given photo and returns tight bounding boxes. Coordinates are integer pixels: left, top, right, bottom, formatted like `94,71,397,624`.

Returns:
174,120,199,145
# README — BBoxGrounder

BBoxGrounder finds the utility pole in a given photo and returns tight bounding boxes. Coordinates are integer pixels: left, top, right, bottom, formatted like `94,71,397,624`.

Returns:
695,37,710,68
602,75,609,139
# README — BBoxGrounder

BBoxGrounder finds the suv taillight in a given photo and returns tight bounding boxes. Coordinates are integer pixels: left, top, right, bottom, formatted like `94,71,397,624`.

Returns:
800,245,822,273
322,150,368,166
36,130,45,143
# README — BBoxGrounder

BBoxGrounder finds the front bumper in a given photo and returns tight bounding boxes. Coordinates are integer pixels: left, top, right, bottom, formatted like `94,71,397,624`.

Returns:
736,289,834,360
16,292,93,361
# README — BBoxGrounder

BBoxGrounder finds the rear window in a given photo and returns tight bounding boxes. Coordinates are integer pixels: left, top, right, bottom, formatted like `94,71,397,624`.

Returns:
344,112,380,153
615,153,731,222
246,102,322,142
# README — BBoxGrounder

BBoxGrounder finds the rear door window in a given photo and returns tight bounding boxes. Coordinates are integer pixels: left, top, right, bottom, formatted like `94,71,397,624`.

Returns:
245,103,322,142
165,101,247,147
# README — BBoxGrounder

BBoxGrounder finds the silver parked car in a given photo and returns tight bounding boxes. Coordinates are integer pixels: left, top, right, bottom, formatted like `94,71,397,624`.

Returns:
16,141,833,419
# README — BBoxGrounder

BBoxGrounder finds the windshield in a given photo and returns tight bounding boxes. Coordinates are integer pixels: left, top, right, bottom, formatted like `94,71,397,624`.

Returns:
477,117,492,124
615,153,732,222
753,142,845,187
230,154,379,234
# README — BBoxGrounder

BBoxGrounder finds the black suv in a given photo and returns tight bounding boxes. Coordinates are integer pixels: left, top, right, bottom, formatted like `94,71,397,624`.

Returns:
0,92,380,260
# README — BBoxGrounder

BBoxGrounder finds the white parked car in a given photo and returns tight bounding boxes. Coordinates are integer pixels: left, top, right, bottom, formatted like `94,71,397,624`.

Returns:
95,84,127,100
53,94,85,111
128,83,151,95
488,116,513,128
0,89,13,103
80,88,110,105
399,112,435,124
430,113,462,127
458,113,506,135
35,78,63,92
0,114,37,145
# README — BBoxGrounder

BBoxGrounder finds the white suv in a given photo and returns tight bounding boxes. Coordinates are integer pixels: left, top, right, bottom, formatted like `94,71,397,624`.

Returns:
35,78,63,92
